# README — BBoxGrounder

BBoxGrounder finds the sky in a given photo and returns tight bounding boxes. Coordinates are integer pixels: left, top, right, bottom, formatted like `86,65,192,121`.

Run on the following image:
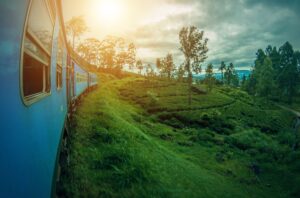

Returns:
63,0,300,70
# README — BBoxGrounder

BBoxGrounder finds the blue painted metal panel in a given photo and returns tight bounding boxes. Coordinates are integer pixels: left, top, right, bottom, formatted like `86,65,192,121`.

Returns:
74,63,88,97
90,73,98,86
0,1,67,197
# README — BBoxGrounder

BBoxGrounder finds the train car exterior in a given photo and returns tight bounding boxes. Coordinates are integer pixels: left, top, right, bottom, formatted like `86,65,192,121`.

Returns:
89,72,98,88
0,0,97,197
74,62,89,98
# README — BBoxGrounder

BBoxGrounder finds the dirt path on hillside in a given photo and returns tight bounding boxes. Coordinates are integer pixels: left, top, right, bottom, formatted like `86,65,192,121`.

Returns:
276,104,300,117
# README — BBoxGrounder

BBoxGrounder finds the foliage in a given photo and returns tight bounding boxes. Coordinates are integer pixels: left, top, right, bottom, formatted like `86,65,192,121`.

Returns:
224,63,239,87
61,74,299,198
204,63,215,91
76,35,137,75
219,61,226,83
65,16,88,49
179,26,209,105
159,53,176,79
136,59,143,74
256,57,276,98
243,42,300,104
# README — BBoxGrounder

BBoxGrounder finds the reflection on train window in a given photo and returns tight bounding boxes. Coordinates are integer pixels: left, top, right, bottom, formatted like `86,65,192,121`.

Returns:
22,0,53,102
76,73,88,83
56,36,63,89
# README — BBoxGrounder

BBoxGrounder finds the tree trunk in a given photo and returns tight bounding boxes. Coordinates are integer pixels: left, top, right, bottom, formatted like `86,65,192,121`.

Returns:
186,59,192,106
221,71,224,83
188,72,192,106
72,34,75,50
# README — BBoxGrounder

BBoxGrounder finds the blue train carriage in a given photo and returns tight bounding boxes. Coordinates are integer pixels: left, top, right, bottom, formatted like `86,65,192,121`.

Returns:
88,72,98,90
0,0,71,197
73,61,89,98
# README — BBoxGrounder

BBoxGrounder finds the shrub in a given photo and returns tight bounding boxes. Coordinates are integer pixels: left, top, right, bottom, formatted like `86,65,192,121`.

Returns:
147,91,159,107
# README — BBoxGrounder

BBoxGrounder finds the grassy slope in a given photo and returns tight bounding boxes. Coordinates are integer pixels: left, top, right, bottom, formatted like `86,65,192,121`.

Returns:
60,74,300,198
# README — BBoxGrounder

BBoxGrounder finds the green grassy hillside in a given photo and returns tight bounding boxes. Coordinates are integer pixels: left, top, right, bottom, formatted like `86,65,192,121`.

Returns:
59,74,300,198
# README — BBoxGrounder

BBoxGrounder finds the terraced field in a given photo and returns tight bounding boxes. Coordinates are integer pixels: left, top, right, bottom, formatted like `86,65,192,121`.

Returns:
60,74,300,198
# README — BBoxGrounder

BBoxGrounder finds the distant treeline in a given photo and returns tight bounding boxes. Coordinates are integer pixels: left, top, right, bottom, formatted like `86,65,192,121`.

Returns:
243,42,300,103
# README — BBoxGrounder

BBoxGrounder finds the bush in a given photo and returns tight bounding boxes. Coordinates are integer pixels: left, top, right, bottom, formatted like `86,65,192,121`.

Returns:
147,91,159,107
225,130,273,151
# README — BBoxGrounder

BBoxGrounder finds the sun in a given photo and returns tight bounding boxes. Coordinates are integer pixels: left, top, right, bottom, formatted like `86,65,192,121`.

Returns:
94,0,123,24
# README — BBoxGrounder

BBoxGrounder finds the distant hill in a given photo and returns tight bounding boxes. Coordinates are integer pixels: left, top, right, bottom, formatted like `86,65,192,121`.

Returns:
194,70,252,80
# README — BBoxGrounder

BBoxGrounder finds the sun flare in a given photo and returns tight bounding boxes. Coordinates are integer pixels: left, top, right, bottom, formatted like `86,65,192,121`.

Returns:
93,0,123,24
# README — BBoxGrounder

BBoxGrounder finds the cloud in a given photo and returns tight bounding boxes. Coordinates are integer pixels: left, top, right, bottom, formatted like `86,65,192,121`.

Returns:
63,0,300,70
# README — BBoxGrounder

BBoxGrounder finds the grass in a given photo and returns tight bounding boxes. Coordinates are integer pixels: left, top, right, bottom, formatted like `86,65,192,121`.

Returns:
59,74,300,198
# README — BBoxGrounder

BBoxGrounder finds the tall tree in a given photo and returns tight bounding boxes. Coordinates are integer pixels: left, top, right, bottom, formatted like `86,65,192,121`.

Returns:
269,46,281,75
224,63,234,85
146,64,155,78
248,49,267,94
219,61,226,83
179,26,208,105
294,51,300,72
241,74,247,89
244,72,256,95
127,43,136,70
65,16,88,50
205,63,215,91
77,38,101,66
136,60,143,74
257,57,275,98
161,53,175,79
99,37,116,69
278,42,298,103
177,64,186,82
231,70,240,87
156,58,162,77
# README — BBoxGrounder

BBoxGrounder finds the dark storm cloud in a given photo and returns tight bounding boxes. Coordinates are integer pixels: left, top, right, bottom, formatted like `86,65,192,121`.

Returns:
131,0,300,69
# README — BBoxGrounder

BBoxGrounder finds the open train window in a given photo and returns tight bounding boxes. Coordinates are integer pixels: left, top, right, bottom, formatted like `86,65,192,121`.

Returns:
56,36,63,89
21,0,54,104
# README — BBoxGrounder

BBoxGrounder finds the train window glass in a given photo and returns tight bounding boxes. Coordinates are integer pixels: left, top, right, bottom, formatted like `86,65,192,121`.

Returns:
23,53,44,96
22,0,54,102
27,0,53,53
56,36,63,89
76,73,87,83
46,0,56,20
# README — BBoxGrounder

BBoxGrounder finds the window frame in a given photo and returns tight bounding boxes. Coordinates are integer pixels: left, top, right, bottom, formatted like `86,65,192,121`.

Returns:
56,34,64,91
20,0,56,106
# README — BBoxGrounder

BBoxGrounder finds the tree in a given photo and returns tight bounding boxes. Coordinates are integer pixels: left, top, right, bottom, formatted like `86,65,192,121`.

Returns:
156,58,162,77
77,38,101,66
231,70,240,87
219,61,226,83
224,63,234,85
66,16,88,50
243,72,256,95
177,64,186,82
246,49,267,95
98,37,116,69
269,46,281,79
241,74,247,89
136,60,143,74
257,57,275,98
179,26,208,105
294,51,300,73
161,53,175,79
278,42,298,103
205,63,215,91
127,43,136,70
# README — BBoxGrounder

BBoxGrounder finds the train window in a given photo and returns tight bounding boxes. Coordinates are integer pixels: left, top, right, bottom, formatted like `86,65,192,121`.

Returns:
22,0,54,103
76,73,87,83
56,36,63,89
46,0,56,20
